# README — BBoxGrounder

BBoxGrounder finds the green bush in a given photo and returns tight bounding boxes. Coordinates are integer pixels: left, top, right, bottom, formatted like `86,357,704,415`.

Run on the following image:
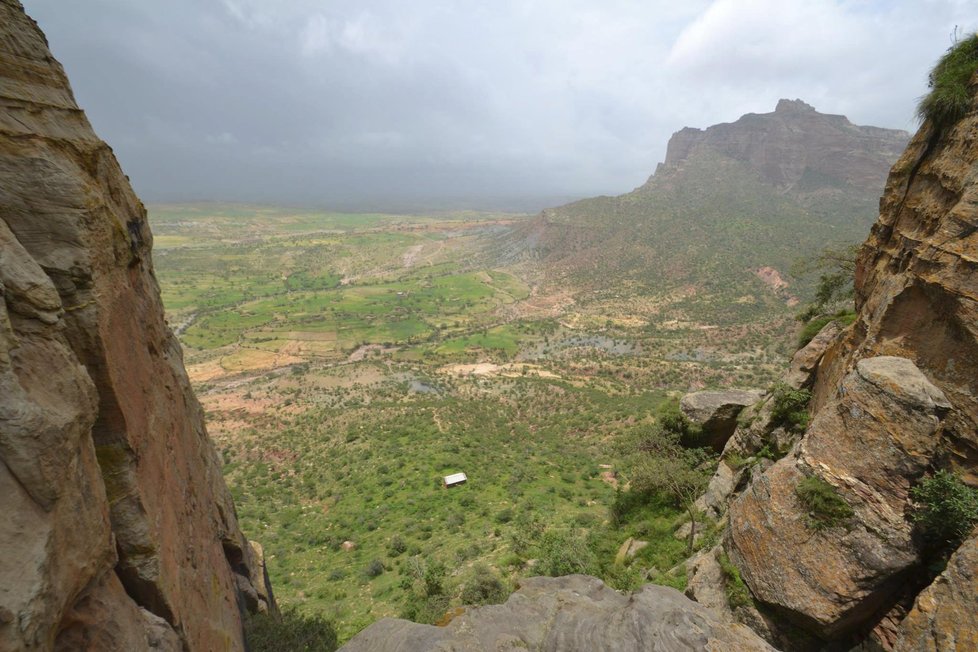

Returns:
244,609,338,652
769,383,811,433
364,559,385,578
657,399,703,447
917,34,978,133
796,476,854,531
911,470,978,549
387,535,407,557
494,507,514,524
459,564,509,606
796,311,855,349
537,530,598,577
718,552,751,609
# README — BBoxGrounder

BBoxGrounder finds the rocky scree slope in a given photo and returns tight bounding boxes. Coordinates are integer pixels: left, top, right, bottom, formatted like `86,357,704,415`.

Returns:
0,2,272,650
684,72,978,650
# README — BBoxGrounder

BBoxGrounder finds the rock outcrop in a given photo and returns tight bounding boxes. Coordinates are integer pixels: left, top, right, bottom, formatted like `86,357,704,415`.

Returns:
0,2,271,650
680,389,764,451
342,575,774,651
694,70,978,649
729,357,950,639
893,527,978,651
661,99,908,193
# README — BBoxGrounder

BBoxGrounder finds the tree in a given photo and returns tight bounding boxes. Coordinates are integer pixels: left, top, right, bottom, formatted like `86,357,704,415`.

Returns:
793,243,858,324
619,424,714,555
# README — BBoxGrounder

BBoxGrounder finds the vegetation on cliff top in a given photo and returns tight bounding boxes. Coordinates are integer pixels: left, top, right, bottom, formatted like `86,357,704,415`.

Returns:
917,32,978,132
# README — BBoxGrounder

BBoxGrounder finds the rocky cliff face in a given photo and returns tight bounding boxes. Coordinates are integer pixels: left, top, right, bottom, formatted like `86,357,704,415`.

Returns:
659,99,908,194
0,2,271,650
687,73,978,650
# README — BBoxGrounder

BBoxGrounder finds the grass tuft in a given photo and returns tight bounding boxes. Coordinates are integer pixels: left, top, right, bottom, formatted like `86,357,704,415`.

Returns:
796,476,854,532
917,34,978,132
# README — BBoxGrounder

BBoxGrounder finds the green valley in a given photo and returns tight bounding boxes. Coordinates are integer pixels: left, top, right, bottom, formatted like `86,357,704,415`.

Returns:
151,202,798,641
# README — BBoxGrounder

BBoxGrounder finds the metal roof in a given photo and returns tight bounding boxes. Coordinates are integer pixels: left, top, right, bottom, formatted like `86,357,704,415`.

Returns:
443,472,467,485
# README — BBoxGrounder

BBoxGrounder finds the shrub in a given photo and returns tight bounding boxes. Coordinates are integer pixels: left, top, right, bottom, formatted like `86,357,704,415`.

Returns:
537,530,598,577
718,552,751,609
327,568,346,582
769,383,811,433
400,594,451,625
657,399,703,446
245,608,338,652
387,535,407,557
796,476,854,531
797,311,856,349
423,560,447,596
917,33,978,133
459,564,509,606
911,470,978,549
494,507,514,524
364,559,385,578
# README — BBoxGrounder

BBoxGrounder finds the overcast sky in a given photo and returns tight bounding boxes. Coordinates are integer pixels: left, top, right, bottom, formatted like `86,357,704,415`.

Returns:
22,0,975,210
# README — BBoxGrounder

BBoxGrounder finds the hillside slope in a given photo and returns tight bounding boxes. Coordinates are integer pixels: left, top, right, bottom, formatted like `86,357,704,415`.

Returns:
512,101,908,314
0,2,271,649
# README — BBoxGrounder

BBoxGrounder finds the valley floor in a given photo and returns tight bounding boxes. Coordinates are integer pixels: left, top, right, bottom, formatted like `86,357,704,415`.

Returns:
151,203,799,641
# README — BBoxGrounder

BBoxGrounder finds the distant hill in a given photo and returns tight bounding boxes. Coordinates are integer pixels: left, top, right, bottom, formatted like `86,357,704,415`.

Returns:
506,100,909,322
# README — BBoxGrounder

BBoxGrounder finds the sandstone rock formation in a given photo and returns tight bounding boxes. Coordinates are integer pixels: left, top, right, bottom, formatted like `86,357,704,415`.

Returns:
341,575,774,651
729,357,949,639
680,389,764,451
693,70,978,649
0,2,271,649
661,99,908,193
893,527,978,651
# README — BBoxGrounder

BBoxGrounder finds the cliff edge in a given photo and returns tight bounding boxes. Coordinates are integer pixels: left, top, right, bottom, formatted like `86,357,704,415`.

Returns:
0,2,272,650
685,59,978,650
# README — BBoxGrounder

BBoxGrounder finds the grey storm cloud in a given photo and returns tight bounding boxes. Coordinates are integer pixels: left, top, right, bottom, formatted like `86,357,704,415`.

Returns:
22,0,976,210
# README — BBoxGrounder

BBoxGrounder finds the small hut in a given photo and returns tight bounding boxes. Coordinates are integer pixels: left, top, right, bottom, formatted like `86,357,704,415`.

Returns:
443,472,467,488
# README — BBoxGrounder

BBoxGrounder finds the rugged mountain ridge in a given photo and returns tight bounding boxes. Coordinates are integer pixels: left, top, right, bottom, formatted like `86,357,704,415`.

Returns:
684,69,978,650
0,2,272,650
512,101,908,307
658,99,907,193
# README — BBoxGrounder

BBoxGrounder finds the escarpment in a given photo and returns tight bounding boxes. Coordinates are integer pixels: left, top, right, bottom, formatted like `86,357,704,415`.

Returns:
686,69,978,650
0,2,272,650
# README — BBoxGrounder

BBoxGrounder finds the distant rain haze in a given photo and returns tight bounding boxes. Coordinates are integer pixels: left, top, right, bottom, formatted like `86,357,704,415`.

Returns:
23,0,975,211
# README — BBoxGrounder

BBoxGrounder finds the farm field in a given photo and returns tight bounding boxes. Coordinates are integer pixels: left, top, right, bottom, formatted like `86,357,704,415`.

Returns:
151,203,802,641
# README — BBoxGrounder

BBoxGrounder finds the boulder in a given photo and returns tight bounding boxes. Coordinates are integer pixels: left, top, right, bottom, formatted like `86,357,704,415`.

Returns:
784,320,842,390
695,460,738,519
684,546,733,620
728,357,949,640
341,575,775,651
893,528,978,651
680,389,765,451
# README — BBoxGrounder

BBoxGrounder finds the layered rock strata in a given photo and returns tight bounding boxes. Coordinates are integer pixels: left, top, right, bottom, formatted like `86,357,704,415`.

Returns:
0,2,271,649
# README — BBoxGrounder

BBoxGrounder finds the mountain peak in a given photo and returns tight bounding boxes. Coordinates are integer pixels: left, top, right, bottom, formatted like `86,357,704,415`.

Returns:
659,101,908,190
775,98,817,113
